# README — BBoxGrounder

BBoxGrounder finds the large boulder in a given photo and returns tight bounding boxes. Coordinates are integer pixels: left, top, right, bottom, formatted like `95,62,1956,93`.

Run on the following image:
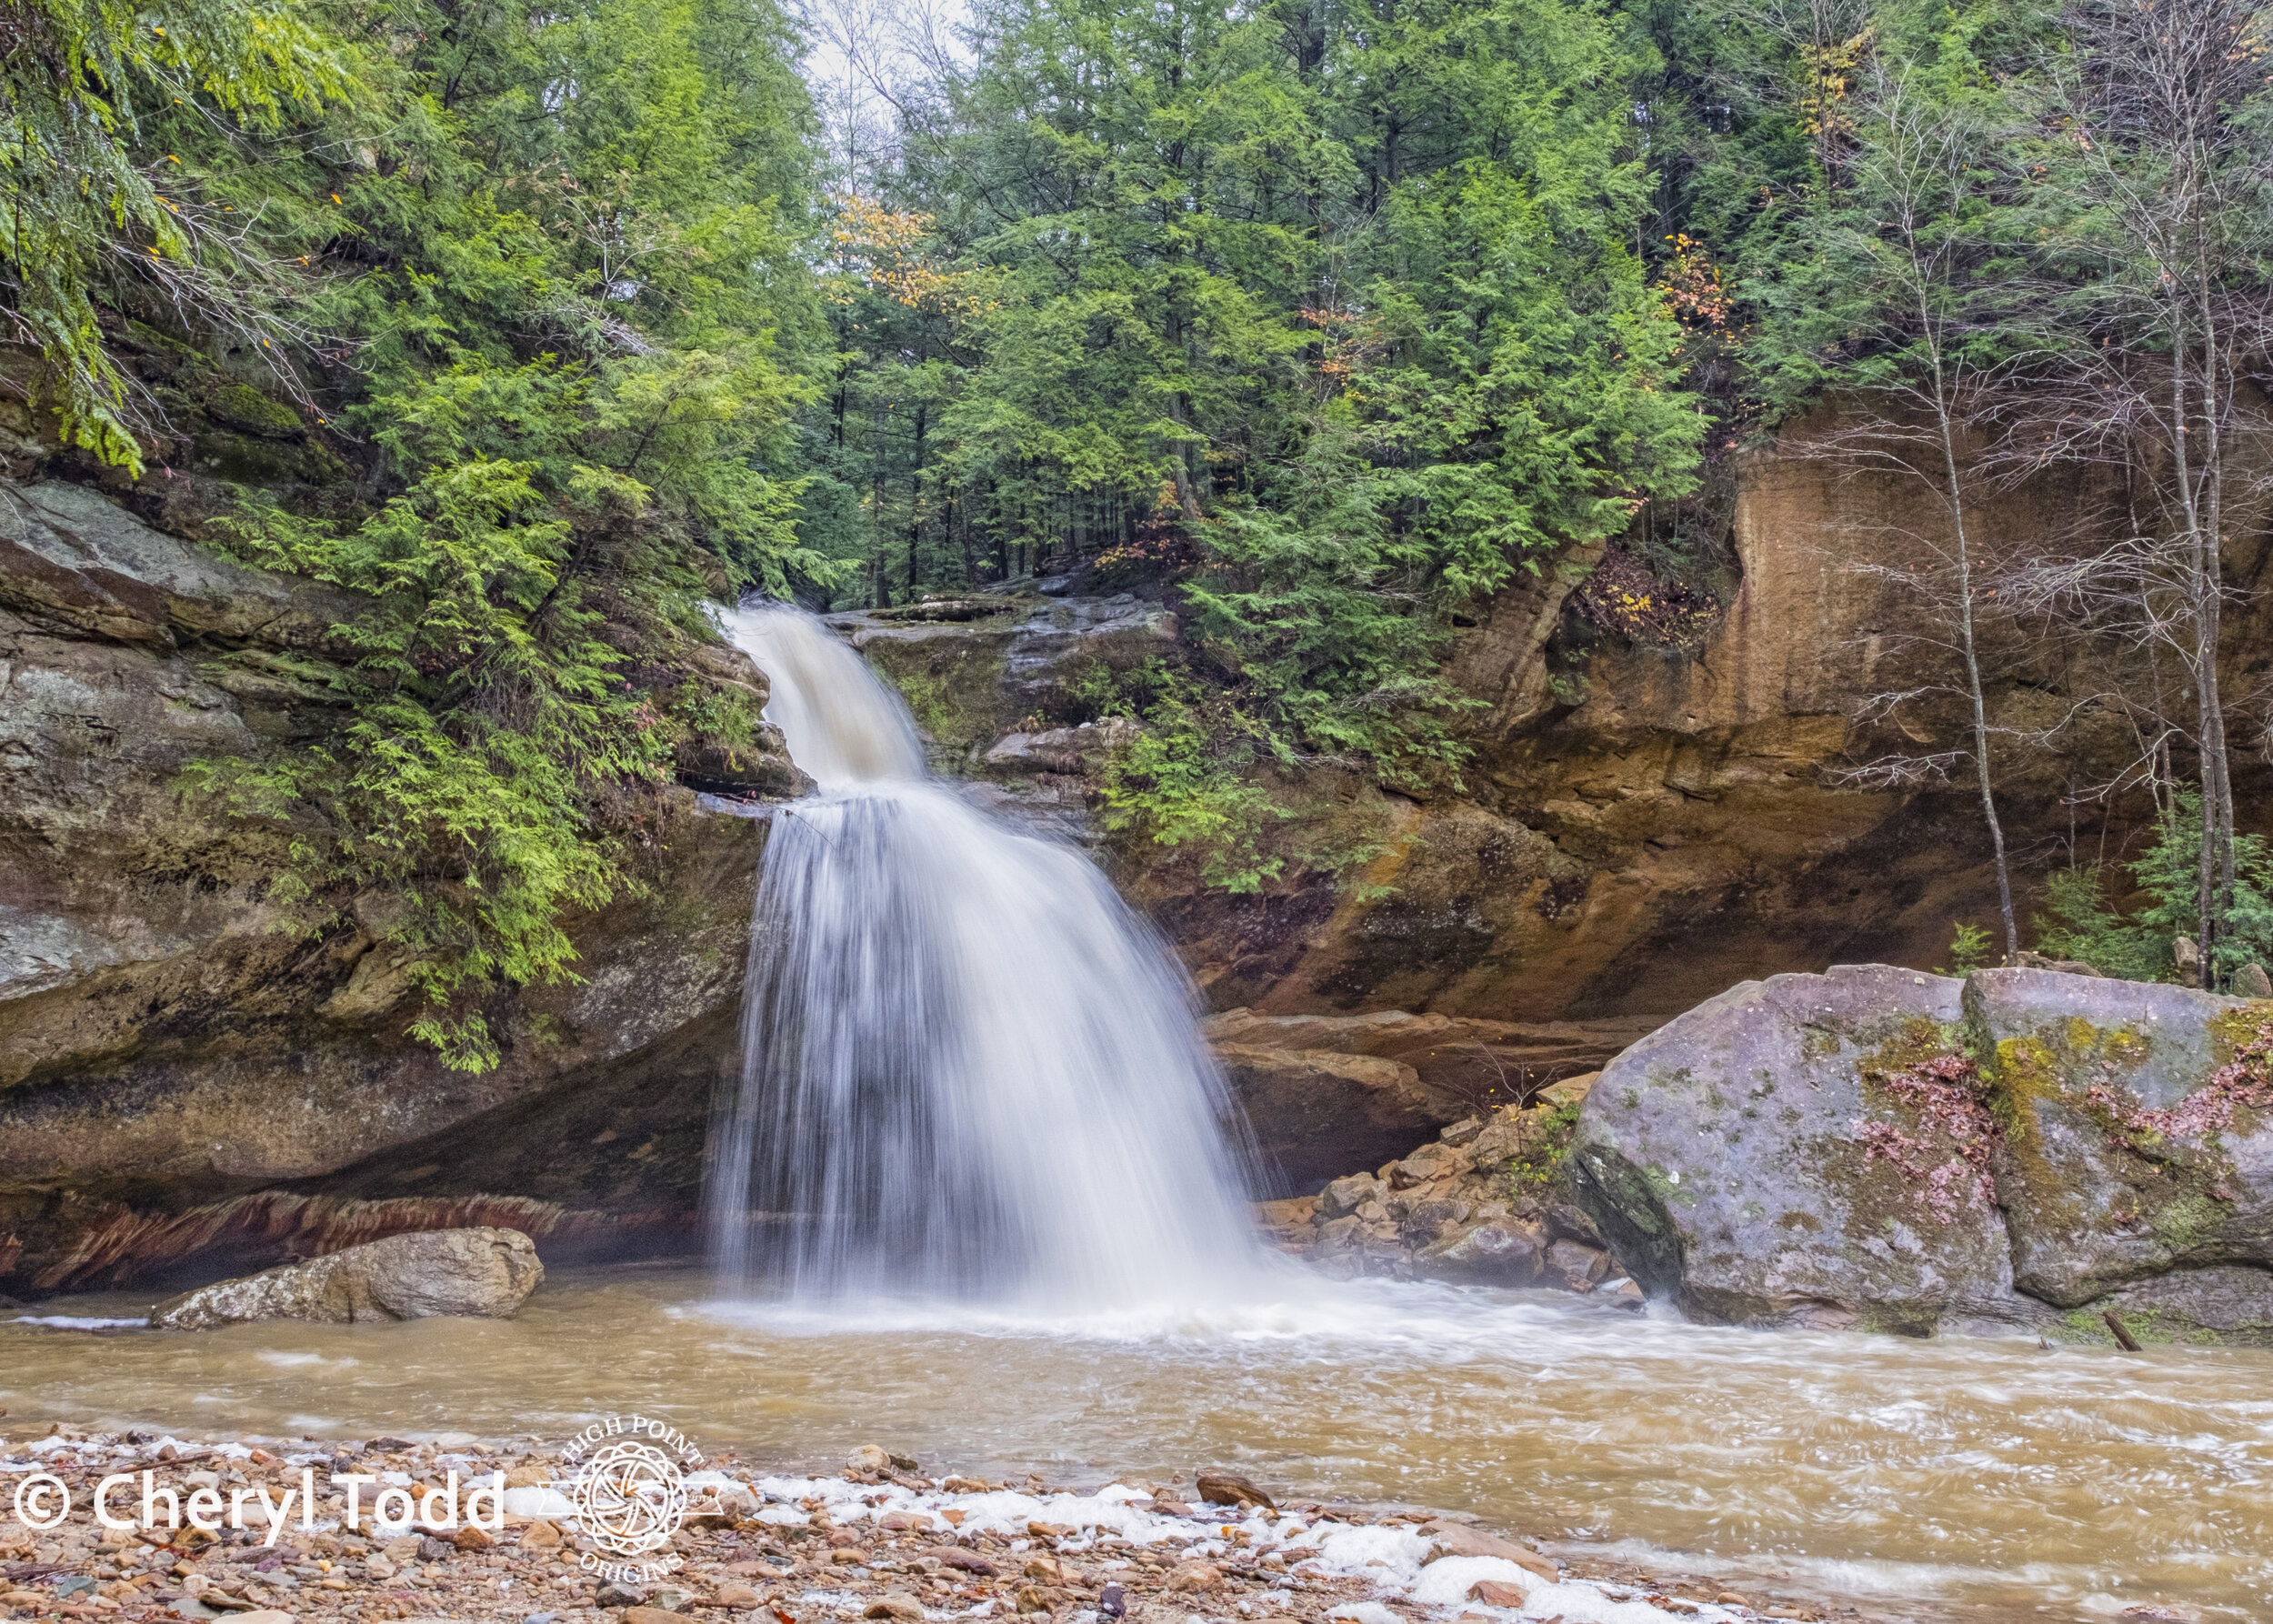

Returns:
1569,962,2273,1340
1567,964,2029,1335
149,1227,543,1329
1965,968,2273,1307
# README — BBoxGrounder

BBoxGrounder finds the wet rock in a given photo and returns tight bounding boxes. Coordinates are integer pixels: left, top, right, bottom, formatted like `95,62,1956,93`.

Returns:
2092,1266,2273,1347
1390,1142,1475,1189
1423,1522,1557,1584
1216,1046,1443,1194
1400,1198,1472,1245
674,718,810,798
1567,965,2028,1334
846,1444,893,1474
149,1228,544,1329
1319,1173,1387,1219
865,1598,926,1621
1467,1580,1529,1607
1002,596,1179,702
1216,1045,1441,1195
1413,1220,1547,1288
1195,1469,1275,1509
983,717,1140,775
1545,1240,1609,1291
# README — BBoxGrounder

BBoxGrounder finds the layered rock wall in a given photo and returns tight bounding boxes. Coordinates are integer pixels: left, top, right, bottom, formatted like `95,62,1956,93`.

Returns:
0,480,782,1293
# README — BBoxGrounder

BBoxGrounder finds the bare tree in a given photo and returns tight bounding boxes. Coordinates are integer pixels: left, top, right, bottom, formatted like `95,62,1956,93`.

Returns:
1792,65,2027,957
2001,0,2273,984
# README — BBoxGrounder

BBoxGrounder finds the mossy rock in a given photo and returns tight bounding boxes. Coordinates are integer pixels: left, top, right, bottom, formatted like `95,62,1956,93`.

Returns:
1964,969,2273,1308
1567,964,2038,1336
205,381,305,439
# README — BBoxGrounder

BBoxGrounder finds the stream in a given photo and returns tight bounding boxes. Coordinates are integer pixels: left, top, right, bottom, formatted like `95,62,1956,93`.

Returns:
5,1265,2268,1622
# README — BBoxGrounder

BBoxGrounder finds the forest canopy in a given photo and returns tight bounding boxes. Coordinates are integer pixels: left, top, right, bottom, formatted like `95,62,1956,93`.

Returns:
6,0,2269,1052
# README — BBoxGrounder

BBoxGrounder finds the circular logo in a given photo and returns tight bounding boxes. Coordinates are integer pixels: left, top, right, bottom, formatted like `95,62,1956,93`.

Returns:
571,1437,689,1558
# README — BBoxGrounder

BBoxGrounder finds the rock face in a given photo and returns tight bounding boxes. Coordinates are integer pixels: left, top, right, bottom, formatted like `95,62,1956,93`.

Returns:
1569,964,2273,1341
149,1226,544,1329
826,406,2273,1031
1203,1007,1649,1195
1265,1074,1640,1299
0,479,796,1294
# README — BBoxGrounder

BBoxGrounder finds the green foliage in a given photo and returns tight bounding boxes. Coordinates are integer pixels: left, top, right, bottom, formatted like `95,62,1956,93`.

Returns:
137,0,837,1065
1506,1100,1585,1189
204,458,676,1067
2037,791,2273,988
0,0,348,468
1086,661,1294,895
1937,922,1995,977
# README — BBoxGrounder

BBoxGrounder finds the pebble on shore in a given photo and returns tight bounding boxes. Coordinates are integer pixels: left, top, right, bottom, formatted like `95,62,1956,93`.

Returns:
0,1429,1885,1624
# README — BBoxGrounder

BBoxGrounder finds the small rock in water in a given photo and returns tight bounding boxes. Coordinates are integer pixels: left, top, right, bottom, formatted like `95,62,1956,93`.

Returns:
846,1443,893,1474
1425,1521,1557,1584
148,1228,543,1330
1195,1469,1275,1509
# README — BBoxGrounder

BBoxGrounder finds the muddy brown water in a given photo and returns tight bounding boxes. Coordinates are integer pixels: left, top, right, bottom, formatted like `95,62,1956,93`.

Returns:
3,1264,2266,1622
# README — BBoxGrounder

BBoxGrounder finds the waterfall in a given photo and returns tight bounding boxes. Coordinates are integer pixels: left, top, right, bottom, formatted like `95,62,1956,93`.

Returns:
705,603,1262,1306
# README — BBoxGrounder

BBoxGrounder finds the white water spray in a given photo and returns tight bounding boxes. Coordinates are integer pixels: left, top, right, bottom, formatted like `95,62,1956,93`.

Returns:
706,603,1262,1306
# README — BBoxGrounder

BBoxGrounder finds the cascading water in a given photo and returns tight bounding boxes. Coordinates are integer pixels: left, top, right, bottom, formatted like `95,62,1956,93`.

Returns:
705,602,1262,1306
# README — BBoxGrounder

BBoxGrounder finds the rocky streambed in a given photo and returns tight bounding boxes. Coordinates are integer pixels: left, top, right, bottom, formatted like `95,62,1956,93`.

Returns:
0,1426,1963,1624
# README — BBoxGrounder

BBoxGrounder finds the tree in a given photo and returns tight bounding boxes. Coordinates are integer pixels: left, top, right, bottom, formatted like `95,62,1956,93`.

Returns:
1,0,347,467
1745,50,2028,958
2008,0,2273,984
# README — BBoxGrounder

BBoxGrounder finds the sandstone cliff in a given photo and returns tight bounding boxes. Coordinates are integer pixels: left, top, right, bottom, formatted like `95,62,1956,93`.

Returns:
857,407,2264,1028
0,479,786,1294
